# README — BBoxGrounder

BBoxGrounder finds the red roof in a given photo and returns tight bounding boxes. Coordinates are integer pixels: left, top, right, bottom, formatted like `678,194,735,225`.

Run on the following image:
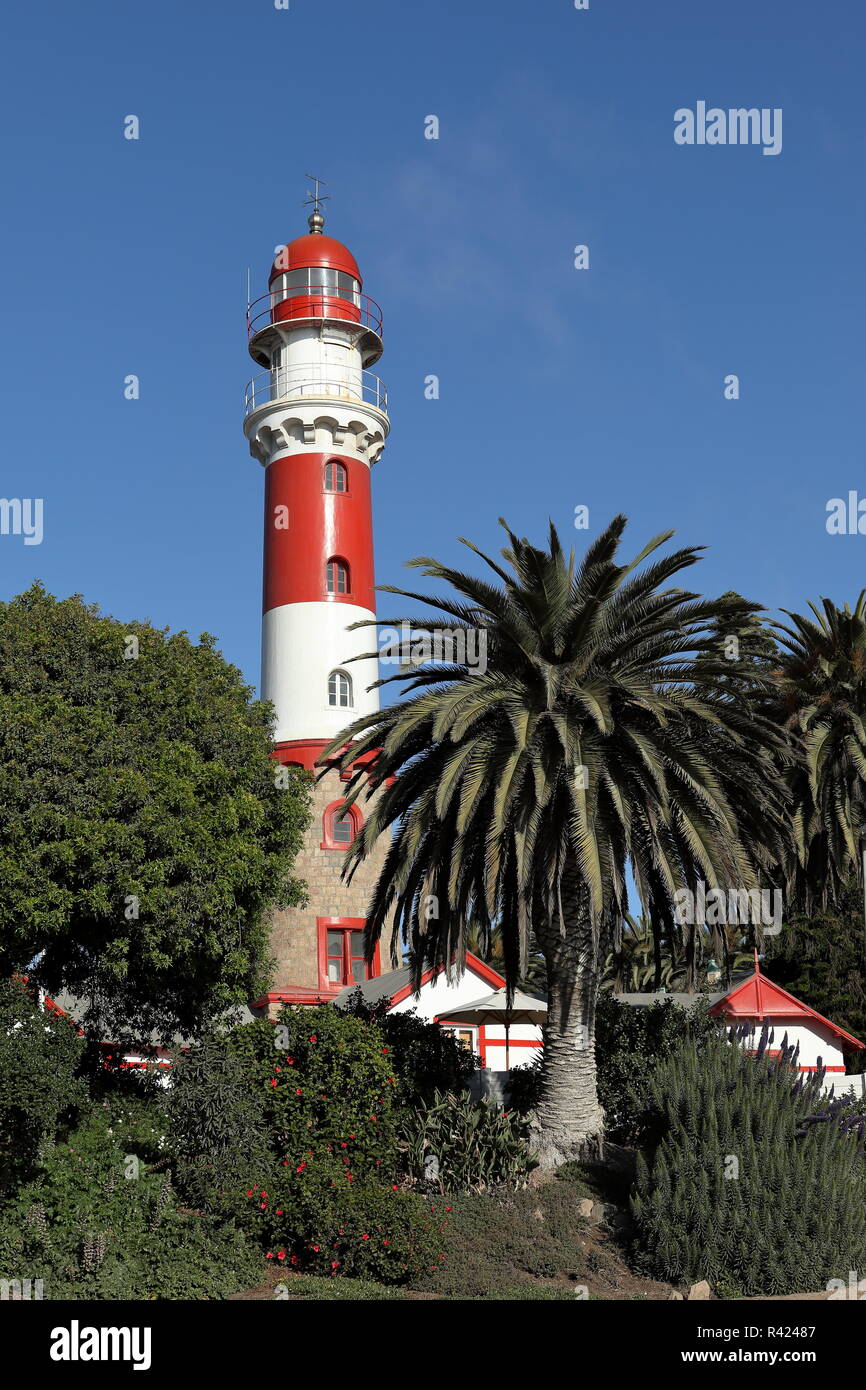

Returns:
269,233,361,284
388,951,505,1007
710,967,865,1050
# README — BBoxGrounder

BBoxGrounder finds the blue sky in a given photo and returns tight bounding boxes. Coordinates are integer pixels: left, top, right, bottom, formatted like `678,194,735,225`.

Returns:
2,0,865,694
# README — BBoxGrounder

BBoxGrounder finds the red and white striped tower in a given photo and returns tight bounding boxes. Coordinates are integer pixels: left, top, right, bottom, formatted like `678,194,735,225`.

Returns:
243,194,391,1004
244,200,388,768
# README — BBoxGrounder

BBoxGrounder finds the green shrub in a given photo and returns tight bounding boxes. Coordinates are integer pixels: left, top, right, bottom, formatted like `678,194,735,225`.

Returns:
0,1107,259,1299
246,1159,444,1282
631,1030,866,1296
399,1089,535,1191
169,1004,401,1220
596,993,718,1143
415,1185,588,1297
507,1052,543,1115
338,994,477,1102
166,1034,273,1217
0,977,87,1194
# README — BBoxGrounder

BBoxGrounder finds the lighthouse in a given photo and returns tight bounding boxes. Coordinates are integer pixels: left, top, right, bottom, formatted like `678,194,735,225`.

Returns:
244,191,391,1007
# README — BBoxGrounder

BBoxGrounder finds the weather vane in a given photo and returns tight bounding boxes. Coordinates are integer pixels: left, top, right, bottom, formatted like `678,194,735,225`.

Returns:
303,174,330,231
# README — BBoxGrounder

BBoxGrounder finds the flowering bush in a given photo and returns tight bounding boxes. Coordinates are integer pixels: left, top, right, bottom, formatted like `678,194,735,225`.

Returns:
250,1159,444,1282
168,1004,437,1278
227,1005,398,1180
338,995,477,1103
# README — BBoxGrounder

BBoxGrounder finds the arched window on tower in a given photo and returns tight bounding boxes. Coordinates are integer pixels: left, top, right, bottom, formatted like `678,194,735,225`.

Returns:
326,557,349,595
321,800,361,850
324,460,348,493
328,669,353,708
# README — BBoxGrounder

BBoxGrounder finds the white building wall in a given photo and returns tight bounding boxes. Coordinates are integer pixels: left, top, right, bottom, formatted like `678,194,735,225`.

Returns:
736,1017,846,1072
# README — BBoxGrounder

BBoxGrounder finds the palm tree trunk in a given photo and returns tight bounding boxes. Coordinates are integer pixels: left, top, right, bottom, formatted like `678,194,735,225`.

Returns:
533,877,605,1170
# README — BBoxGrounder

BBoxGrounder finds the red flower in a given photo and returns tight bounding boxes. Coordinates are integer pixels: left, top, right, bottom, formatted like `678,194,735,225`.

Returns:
295,1088,302,1096
266,1252,273,1259
276,1209,284,1215
290,1255,298,1265
309,1035,317,1043
246,1190,253,1197
270,1079,278,1088
383,1239,389,1246
275,1065,281,1072
361,1233,370,1241
311,1245,320,1252
287,1057,294,1065
296,1162,307,1173
277,1251,286,1261
331,1261,339,1270
260,1202,267,1209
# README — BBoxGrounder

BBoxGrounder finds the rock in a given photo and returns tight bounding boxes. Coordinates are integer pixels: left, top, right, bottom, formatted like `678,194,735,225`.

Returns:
590,1202,606,1223
687,1280,712,1301
577,1197,595,1219
669,1290,685,1300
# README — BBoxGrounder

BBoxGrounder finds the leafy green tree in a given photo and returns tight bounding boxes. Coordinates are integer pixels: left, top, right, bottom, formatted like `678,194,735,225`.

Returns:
768,593,866,911
0,584,311,1044
325,517,791,1166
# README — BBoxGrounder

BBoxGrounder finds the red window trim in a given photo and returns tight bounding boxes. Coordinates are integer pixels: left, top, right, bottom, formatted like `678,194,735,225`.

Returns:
321,799,362,850
316,917,381,993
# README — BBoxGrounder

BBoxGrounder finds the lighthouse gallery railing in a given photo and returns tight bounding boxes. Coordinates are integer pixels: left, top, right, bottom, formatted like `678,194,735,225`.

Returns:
244,365,388,416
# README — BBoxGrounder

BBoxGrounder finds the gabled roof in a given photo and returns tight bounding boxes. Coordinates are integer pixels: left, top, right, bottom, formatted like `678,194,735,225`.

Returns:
710,966,865,1050
333,951,506,1010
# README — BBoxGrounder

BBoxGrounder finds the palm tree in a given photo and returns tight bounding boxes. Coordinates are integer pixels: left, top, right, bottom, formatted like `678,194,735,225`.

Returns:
602,913,753,993
769,594,866,912
324,517,791,1167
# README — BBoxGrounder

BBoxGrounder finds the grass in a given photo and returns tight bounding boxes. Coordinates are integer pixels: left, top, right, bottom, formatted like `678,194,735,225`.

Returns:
277,1275,580,1301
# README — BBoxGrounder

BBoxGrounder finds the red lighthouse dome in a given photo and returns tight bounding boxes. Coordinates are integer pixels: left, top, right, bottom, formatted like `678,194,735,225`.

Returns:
268,231,362,285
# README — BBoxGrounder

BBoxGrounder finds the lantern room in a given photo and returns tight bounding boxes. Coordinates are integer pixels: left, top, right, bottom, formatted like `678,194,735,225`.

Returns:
247,209,383,371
